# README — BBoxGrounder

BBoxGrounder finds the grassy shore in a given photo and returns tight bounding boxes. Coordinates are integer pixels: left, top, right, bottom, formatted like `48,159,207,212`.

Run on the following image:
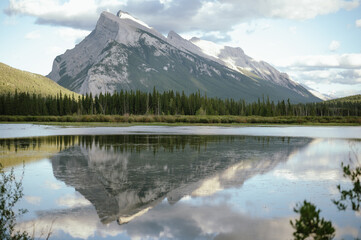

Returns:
0,115,360,126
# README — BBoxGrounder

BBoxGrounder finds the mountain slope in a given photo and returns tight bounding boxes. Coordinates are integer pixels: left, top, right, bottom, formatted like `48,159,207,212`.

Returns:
301,84,332,101
0,62,79,97
47,11,320,103
326,94,361,103
169,33,310,95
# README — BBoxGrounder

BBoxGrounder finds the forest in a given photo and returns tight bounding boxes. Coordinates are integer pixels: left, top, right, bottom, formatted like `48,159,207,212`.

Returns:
0,89,360,118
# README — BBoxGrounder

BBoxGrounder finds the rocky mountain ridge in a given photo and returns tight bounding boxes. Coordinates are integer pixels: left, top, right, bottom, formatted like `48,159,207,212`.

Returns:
47,10,321,103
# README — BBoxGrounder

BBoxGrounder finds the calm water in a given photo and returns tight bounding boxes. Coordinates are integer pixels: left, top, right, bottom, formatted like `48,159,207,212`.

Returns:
0,124,360,239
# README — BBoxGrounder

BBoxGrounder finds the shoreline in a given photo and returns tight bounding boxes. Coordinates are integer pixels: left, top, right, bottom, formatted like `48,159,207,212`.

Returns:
0,115,360,126
0,121,360,127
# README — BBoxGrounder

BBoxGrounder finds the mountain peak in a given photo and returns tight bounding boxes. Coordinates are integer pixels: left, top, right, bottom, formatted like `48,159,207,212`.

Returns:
116,10,130,17
190,37,200,42
47,10,320,102
115,9,151,29
167,30,182,40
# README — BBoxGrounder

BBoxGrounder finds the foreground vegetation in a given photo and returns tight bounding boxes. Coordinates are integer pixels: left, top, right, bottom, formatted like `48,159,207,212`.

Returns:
0,163,32,240
291,155,361,240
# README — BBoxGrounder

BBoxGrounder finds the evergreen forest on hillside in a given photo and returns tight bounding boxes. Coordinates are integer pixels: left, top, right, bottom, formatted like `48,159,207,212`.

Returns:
1,89,359,118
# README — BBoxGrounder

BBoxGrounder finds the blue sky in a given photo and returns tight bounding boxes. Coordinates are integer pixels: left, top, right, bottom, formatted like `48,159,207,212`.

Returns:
0,0,360,98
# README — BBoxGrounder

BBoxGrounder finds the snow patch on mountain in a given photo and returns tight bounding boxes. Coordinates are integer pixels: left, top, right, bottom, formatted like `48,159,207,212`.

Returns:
301,84,333,101
190,37,224,60
189,38,307,92
117,10,151,29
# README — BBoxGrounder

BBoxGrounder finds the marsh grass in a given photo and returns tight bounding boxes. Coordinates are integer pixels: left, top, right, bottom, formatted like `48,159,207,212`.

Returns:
0,115,360,126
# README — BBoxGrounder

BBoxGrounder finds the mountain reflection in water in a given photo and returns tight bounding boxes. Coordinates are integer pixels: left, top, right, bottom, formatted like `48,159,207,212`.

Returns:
46,135,308,224
2,134,359,239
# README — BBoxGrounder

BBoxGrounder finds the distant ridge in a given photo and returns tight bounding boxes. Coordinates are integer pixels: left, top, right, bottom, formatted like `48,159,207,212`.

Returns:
0,62,79,97
326,94,361,103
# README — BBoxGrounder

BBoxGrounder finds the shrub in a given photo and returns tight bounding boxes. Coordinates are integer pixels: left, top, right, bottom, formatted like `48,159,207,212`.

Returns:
0,163,33,240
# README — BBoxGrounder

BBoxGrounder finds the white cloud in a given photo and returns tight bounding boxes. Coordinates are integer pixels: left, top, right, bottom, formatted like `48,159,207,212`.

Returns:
45,180,62,190
56,193,91,208
356,19,361,28
274,54,361,97
284,69,361,97
25,196,42,205
275,53,361,69
56,28,90,43
5,0,126,30
5,0,360,34
25,30,41,39
329,40,340,51
15,199,361,240
267,0,359,19
16,209,106,239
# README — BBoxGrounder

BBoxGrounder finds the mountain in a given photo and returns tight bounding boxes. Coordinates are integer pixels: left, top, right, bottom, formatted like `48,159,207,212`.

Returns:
0,62,79,97
301,84,333,101
170,34,302,90
326,94,361,103
50,135,311,224
47,10,320,103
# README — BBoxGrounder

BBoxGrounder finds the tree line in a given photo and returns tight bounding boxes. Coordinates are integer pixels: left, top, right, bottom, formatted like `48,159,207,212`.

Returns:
0,89,359,117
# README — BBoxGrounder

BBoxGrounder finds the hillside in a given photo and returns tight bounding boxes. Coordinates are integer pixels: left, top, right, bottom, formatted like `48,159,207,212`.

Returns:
326,94,361,103
47,11,320,103
0,62,80,97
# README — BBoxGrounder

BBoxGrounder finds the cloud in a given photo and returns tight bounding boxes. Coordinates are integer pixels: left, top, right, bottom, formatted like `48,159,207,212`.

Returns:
25,195,42,205
56,193,92,208
329,40,340,51
282,68,361,97
275,53,361,69
25,30,41,39
15,201,294,240
45,180,62,190
274,54,361,96
16,207,106,239
298,69,361,85
56,28,91,43
337,69,361,84
5,0,126,30
356,19,361,28
15,198,360,240
199,31,232,42
266,0,359,19
5,0,360,34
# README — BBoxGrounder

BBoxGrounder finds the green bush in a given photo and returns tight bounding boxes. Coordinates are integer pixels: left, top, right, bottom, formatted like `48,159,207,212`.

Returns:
0,163,33,240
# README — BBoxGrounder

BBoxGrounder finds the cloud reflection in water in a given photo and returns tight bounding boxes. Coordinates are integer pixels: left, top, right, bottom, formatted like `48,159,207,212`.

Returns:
6,135,360,239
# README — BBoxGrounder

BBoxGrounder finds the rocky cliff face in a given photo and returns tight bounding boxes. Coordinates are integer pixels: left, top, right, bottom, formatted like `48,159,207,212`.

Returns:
47,10,320,103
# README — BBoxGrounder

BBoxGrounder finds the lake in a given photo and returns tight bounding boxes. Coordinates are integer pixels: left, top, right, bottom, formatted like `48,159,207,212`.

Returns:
1,124,360,239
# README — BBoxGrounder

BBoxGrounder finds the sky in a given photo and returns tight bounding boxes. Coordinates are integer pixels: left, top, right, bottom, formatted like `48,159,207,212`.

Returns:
0,0,360,98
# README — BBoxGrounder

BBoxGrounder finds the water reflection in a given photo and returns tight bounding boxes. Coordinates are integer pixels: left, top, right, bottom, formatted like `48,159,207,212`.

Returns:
48,135,308,224
14,194,359,240
2,135,360,239
0,136,79,167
